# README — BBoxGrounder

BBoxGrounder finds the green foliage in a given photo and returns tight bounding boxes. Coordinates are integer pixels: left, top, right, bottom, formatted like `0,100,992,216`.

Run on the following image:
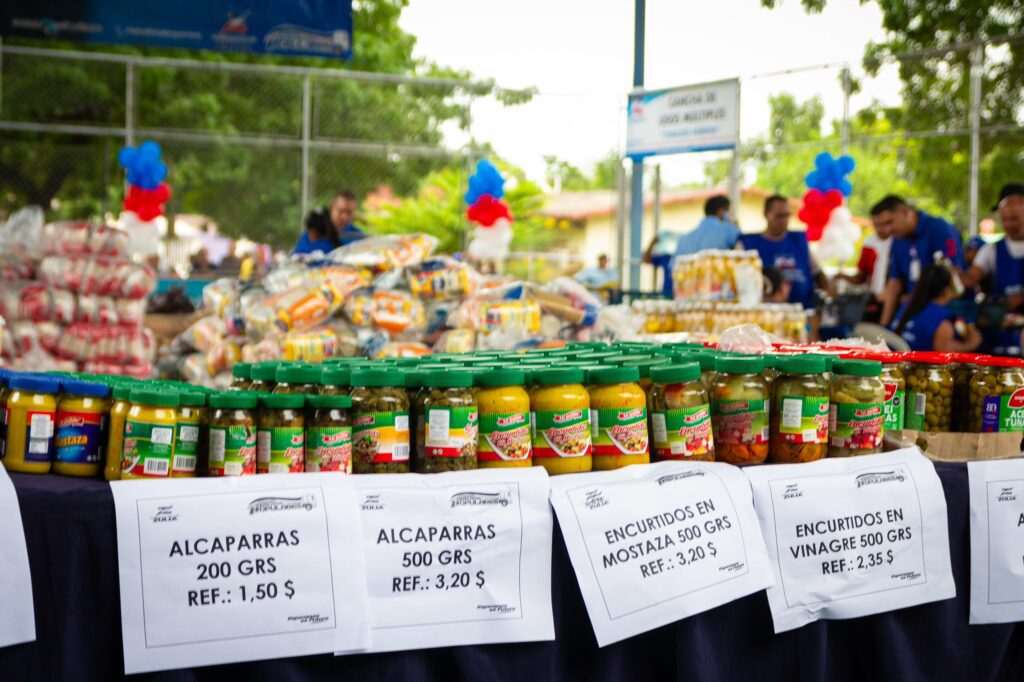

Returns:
542,151,621,191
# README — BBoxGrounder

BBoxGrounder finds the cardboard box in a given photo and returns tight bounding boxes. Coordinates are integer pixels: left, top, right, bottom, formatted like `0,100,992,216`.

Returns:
885,429,1024,463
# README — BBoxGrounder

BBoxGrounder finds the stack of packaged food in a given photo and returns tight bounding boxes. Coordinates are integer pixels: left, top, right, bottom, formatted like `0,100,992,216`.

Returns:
633,299,809,342
672,249,763,303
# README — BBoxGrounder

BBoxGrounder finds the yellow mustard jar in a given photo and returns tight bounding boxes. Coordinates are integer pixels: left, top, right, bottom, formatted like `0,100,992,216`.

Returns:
121,388,178,480
53,379,111,478
587,366,650,470
530,368,592,475
2,374,61,474
476,369,532,469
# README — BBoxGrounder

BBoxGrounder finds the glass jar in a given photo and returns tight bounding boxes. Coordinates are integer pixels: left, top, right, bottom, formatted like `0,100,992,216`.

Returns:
306,394,352,472
687,351,718,390
257,393,306,474
349,368,410,474
531,368,592,475
121,388,179,479
710,356,770,465
418,370,478,473
587,366,650,470
230,362,252,391
648,362,714,462
207,391,258,476
968,356,1024,433
620,357,672,393
172,390,207,478
248,362,280,393
829,360,885,457
476,369,532,468
3,375,61,474
902,352,953,431
770,355,829,464
878,353,908,433
104,383,133,482
53,380,111,478
951,354,983,432
273,363,321,395
320,366,351,396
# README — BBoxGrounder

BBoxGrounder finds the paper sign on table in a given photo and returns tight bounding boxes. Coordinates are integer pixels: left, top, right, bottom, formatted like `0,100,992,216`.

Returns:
968,459,1024,624
350,467,554,653
112,474,369,674
549,461,773,647
0,468,35,648
744,447,955,633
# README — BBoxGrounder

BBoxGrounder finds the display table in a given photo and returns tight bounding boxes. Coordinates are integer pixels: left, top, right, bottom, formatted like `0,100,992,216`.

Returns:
2,464,1023,682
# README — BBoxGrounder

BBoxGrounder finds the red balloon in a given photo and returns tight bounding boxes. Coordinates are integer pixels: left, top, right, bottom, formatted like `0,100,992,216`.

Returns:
124,183,171,220
798,189,842,241
467,194,512,227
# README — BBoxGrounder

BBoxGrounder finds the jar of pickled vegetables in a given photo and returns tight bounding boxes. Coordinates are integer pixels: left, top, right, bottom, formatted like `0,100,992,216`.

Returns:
902,352,953,431
950,354,983,431
3,375,61,474
687,351,718,390
620,357,672,392
587,366,650,470
476,369,532,468
257,393,306,474
306,394,352,473
273,363,321,395
968,356,1024,433
829,360,885,457
349,368,411,474
172,390,207,478
710,356,770,465
531,368,592,475
230,362,252,391
104,383,133,481
770,355,829,464
648,362,713,461
121,389,179,479
418,370,478,473
248,362,279,392
320,366,351,396
208,391,258,476
53,380,111,478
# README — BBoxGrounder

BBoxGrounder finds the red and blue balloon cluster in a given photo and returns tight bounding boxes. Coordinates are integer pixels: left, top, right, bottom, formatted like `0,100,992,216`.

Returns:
465,160,512,227
118,141,171,222
798,152,855,241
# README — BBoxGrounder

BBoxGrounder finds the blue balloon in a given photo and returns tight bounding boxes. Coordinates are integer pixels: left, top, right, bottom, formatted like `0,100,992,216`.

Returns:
838,179,853,196
465,159,506,204
837,155,856,175
814,152,834,170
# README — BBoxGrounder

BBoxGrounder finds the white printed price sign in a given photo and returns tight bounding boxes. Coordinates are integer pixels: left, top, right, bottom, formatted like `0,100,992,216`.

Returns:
111,474,369,674
549,461,773,647
0,467,35,648
351,467,554,652
744,448,955,633
968,459,1024,624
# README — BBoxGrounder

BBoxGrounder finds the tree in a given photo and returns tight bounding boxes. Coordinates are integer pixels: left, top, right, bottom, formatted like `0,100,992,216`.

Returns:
542,151,621,192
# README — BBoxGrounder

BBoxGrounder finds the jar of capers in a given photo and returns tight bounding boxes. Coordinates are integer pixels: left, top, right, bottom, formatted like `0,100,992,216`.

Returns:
417,370,478,473
829,359,885,457
319,366,351,396
648,362,714,461
349,367,410,473
256,393,306,474
770,355,829,463
968,356,1024,433
306,394,352,473
273,363,321,395
902,352,953,431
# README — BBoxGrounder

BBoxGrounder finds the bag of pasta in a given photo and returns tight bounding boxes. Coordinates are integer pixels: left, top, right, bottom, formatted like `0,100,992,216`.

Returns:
406,256,479,300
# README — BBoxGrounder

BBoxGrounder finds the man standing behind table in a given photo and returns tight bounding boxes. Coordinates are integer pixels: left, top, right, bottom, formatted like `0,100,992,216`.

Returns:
873,195,965,326
833,209,894,322
672,195,740,259
327,190,368,247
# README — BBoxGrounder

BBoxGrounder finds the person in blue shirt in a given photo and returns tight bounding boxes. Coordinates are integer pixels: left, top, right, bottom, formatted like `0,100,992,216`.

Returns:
328,189,368,247
873,195,965,326
672,195,740,261
292,209,338,255
892,264,981,352
643,231,679,298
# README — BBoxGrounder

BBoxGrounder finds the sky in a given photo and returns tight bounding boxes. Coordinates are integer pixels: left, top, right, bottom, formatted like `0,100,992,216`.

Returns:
401,0,902,187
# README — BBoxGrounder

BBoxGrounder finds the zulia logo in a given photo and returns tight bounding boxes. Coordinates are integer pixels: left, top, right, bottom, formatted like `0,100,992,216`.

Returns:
1009,389,1024,410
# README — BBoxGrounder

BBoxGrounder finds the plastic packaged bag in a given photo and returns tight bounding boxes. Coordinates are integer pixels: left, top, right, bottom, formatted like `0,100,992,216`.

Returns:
374,342,433,359
203,278,240,318
326,233,438,272
452,283,541,335
344,288,426,336
0,206,45,260
406,256,480,300
38,256,156,298
282,322,358,363
245,277,347,338
0,284,75,323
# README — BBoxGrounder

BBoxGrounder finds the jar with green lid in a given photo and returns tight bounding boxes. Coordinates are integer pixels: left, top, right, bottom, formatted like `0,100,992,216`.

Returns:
710,356,770,465
53,380,111,478
531,367,592,475
770,355,829,464
207,391,258,476
968,357,1024,433
3,375,61,474
350,368,410,473
951,354,983,432
248,362,279,392
273,363,321,395
104,383,134,481
902,352,953,431
476,369,532,468
230,363,253,391
418,370,478,473
620,357,673,392
257,393,306,473
829,359,885,457
306,394,352,472
687,352,718,390
121,388,179,479
586,366,650,470
403,369,427,470
172,390,207,478
648,362,713,462
320,366,351,396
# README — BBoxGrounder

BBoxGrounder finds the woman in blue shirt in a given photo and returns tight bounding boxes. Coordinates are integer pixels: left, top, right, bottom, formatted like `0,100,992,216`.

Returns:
292,209,338,256
892,265,982,352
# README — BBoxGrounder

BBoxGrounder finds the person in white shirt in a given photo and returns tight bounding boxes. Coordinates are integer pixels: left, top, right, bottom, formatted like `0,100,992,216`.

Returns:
960,184,1024,310
833,212,894,322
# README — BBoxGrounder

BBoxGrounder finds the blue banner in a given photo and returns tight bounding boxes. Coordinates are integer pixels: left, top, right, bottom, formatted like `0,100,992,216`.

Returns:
2,1,352,59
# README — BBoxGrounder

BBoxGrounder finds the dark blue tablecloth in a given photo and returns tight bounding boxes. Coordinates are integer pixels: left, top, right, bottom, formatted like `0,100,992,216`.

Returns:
2,463,1023,682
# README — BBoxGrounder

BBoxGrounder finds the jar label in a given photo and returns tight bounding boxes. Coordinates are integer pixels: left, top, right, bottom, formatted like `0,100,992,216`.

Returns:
352,411,410,463
904,392,928,430
172,422,200,475
257,426,305,473
424,406,479,458
829,402,884,449
55,410,106,464
593,406,649,456
122,418,174,477
651,404,713,459
532,408,592,459
207,424,257,476
777,395,829,444
478,411,532,462
981,390,1024,433
306,426,352,472
883,384,905,431
711,398,769,445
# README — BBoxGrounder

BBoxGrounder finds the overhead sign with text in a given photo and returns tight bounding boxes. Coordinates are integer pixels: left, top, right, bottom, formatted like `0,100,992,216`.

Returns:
745,448,955,633
111,475,369,674
352,468,554,653
968,459,1024,624
626,78,740,158
0,466,35,648
549,461,772,647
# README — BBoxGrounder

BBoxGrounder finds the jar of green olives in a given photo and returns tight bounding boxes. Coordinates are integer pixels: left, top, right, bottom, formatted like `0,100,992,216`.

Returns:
770,355,829,463
829,359,885,457
951,353,984,432
648,362,713,461
417,370,478,473
710,356,770,465
968,356,1024,433
349,368,411,473
902,352,953,431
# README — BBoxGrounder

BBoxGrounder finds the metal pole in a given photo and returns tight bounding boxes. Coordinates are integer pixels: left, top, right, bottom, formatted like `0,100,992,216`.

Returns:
841,66,851,156
616,159,627,284
653,164,662,240
968,44,983,236
629,0,646,290
300,74,312,223
125,61,135,147
728,80,742,221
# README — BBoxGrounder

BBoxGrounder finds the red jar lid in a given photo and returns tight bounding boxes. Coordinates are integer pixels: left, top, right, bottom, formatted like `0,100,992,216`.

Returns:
845,350,907,364
904,351,954,365
948,353,986,365
975,355,1024,368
